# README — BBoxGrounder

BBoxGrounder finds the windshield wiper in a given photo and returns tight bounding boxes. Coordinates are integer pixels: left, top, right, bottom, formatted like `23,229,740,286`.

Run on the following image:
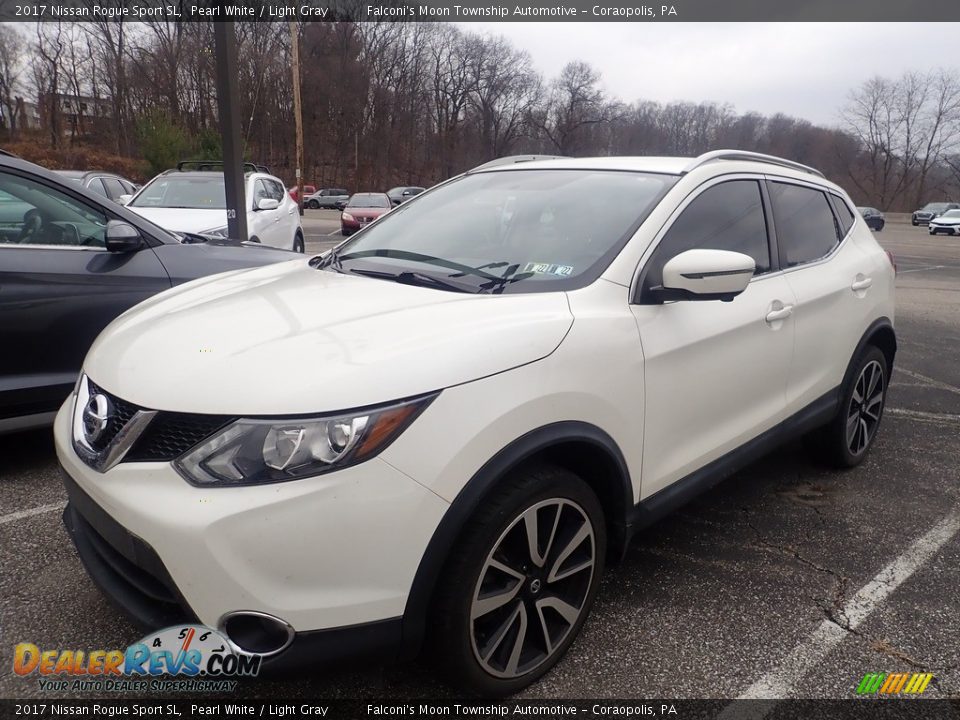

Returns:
345,267,474,294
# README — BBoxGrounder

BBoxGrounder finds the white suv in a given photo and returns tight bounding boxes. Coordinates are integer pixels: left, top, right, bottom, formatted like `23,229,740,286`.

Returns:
56,151,896,694
123,163,304,252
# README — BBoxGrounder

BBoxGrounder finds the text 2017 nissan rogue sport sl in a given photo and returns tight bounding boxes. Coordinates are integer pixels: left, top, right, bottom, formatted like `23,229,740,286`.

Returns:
57,151,896,695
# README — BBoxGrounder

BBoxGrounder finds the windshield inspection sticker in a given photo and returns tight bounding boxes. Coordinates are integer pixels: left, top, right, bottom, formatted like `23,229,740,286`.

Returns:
521,262,574,277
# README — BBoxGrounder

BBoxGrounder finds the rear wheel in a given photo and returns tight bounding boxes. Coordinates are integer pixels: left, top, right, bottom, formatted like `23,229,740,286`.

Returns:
430,464,605,695
307,200,319,209
805,346,888,468
293,232,304,253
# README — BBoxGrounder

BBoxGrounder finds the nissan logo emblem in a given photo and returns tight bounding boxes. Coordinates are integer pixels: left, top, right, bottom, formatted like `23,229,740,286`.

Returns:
82,393,112,444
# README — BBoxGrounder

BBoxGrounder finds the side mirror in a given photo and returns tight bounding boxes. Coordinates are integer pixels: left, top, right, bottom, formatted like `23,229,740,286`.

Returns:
117,194,132,206
105,220,142,253
659,248,755,302
257,198,279,211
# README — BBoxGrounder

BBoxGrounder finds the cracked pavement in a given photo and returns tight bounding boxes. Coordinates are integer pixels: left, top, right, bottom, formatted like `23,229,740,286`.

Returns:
2,223,959,700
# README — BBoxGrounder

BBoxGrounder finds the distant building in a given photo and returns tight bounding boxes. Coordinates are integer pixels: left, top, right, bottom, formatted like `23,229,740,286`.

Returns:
38,92,113,136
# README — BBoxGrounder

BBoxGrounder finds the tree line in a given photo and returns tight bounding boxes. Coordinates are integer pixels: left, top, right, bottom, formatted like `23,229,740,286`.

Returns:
1,20,959,211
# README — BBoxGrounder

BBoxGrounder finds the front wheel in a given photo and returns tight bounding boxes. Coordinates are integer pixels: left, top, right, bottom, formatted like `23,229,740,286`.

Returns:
430,464,606,695
805,346,888,468
293,233,304,253
306,200,319,210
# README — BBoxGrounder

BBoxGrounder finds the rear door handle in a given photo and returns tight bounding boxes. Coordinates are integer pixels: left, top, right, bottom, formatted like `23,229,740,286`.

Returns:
765,305,794,323
851,277,873,291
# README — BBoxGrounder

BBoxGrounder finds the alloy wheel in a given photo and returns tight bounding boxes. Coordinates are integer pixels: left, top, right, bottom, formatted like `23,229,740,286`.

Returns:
846,359,884,456
469,498,596,679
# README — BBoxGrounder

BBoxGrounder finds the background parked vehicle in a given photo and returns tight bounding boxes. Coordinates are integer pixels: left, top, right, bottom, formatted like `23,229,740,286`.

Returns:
287,184,316,204
912,202,960,225
124,162,305,252
54,170,139,204
341,192,392,235
305,188,350,210
387,186,426,206
857,206,885,231
0,153,299,434
928,208,960,235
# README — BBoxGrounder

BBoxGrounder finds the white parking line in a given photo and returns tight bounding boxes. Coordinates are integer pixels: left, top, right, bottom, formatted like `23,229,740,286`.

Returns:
0,502,66,527
720,512,960,715
897,265,946,274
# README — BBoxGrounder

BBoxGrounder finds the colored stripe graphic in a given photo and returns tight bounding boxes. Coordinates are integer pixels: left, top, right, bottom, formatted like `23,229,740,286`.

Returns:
856,673,886,694
857,672,932,695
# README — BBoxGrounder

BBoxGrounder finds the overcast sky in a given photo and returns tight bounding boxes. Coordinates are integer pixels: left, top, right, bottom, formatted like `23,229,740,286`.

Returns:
461,22,958,127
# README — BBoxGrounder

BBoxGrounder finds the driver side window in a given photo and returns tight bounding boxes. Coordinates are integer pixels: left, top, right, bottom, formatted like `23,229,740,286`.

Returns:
0,171,108,248
639,180,771,301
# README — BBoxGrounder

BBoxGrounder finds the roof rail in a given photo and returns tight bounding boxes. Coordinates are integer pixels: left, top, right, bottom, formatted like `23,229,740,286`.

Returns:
469,155,570,172
176,160,269,174
0,148,21,159
682,150,824,178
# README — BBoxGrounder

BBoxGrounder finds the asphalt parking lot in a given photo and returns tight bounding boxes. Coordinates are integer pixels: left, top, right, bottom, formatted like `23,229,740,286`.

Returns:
1,221,958,701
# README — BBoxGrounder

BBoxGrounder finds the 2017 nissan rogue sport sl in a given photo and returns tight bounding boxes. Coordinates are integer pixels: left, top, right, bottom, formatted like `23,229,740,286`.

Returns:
56,151,896,695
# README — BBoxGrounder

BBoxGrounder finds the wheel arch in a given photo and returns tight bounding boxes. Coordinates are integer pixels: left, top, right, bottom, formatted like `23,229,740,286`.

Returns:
399,421,633,659
857,317,896,377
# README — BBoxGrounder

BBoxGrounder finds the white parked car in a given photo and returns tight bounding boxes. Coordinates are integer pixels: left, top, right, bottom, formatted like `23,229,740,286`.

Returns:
927,208,960,235
57,151,895,694
122,163,304,252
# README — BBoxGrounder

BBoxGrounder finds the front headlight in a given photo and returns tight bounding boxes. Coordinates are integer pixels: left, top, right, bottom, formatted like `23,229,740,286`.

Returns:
341,212,354,222
174,394,436,487
200,225,229,239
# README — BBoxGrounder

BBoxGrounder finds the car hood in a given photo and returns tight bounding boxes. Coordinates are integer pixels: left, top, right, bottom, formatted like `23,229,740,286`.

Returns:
930,216,960,225
84,262,574,415
127,206,234,233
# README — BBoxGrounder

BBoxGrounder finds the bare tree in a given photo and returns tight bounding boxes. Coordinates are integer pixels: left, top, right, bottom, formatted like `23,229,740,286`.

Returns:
0,24,26,137
533,61,612,155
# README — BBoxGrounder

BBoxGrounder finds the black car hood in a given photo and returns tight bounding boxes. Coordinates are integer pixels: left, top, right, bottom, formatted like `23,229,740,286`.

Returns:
151,238,300,285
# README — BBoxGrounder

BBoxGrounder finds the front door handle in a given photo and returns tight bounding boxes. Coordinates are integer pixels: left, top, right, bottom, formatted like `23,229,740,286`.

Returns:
851,277,873,291
765,305,794,323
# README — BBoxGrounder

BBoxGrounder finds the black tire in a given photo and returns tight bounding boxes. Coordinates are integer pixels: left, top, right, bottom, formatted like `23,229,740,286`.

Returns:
805,345,888,468
293,233,304,253
429,464,606,696
876,220,884,231
307,200,319,210
248,236,260,244
912,219,918,226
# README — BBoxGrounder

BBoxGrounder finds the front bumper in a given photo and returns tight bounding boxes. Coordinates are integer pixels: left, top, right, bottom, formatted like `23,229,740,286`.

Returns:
54,397,449,664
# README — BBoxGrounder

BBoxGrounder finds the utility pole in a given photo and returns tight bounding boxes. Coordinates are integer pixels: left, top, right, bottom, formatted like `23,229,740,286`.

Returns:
214,21,247,241
290,21,305,216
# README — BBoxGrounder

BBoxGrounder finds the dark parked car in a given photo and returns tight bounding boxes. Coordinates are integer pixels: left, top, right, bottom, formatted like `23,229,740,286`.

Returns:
305,188,350,210
857,206,885,231
386,185,426,206
340,192,392,236
0,153,299,434
912,202,960,226
54,170,139,204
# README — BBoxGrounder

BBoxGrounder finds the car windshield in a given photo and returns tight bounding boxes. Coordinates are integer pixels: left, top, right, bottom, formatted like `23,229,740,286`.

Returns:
326,169,676,294
923,203,951,213
940,209,960,219
348,194,390,208
131,175,226,209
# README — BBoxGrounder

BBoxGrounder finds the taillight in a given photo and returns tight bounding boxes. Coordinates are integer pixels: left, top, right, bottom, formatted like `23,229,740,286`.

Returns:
886,250,897,275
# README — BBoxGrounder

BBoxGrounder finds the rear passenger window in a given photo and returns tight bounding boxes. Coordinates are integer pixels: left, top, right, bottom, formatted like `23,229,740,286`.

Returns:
769,182,841,267
641,180,771,299
830,195,856,236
